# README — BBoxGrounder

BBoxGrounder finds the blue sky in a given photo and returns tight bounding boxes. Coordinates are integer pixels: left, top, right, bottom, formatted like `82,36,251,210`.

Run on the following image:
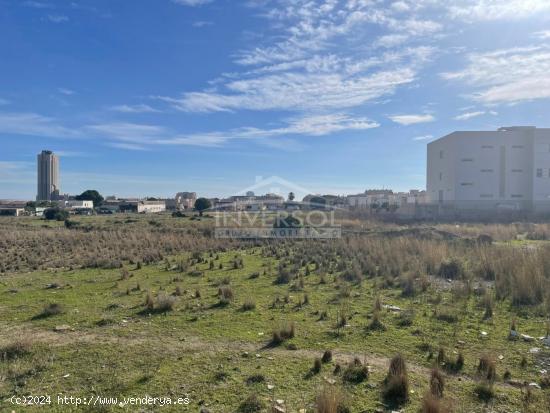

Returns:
1,0,550,200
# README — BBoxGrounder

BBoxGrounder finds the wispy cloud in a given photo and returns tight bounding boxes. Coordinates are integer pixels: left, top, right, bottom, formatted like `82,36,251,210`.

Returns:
441,46,550,104
109,104,160,113
58,88,75,95
0,98,9,105
389,114,435,125
46,14,69,23
23,1,53,9
86,113,379,148
192,20,213,28
412,134,433,141
0,112,79,138
157,1,437,114
534,30,550,40
454,110,497,120
448,0,550,21
171,0,213,6
160,69,417,112
107,142,148,151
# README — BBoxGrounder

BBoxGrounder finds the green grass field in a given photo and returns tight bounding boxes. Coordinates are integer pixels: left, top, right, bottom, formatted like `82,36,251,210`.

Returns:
2,215,550,412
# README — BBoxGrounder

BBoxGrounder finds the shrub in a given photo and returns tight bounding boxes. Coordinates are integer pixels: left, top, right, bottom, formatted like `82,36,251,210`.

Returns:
145,291,154,310
539,375,550,389
383,354,409,406
238,394,263,413
312,358,322,374
482,291,493,319
218,286,234,302
342,358,369,384
474,381,495,402
275,270,293,285
429,369,445,398
241,299,256,311
438,258,463,280
321,350,333,363
0,339,32,361
400,273,416,297
435,310,458,323
35,303,63,319
43,207,69,221
270,322,295,346
315,386,349,413
367,310,386,331
156,293,176,312
477,355,496,382
397,310,414,327
421,393,444,413
245,374,265,385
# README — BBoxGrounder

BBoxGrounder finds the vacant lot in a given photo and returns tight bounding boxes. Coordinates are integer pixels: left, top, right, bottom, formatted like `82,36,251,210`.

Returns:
1,215,550,412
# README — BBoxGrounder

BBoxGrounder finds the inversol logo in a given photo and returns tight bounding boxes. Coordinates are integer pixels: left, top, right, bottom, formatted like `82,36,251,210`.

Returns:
211,176,341,239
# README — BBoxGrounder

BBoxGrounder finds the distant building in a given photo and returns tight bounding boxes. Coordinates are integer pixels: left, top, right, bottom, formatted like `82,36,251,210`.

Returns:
60,200,94,210
427,126,550,211
37,150,60,201
0,207,25,216
175,192,197,210
347,190,426,209
119,200,166,214
213,193,284,211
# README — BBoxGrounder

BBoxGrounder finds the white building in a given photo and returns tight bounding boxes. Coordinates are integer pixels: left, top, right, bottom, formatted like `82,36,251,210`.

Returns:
427,126,550,211
61,200,94,209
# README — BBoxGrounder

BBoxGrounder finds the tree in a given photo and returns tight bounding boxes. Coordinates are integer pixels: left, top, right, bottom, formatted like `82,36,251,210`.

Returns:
309,196,326,209
288,192,295,201
43,207,69,221
273,214,302,228
194,197,212,216
75,190,104,207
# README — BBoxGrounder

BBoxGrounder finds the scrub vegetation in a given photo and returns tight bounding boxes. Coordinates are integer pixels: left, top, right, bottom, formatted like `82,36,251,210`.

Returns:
1,214,550,412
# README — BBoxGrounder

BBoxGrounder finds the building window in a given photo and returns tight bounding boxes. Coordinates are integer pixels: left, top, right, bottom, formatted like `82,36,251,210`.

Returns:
460,182,474,186
511,194,523,198
439,150,443,159
439,172,442,181
512,145,524,149
461,158,474,162
537,168,543,178
481,145,494,149
480,169,494,172
480,194,494,198
511,169,523,173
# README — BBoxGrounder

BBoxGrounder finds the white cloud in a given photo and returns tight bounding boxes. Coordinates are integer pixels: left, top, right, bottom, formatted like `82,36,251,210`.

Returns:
23,1,53,8
109,104,160,113
441,46,550,104
87,114,379,148
171,0,212,6
533,30,550,40
192,21,213,28
413,134,433,141
158,1,438,114
107,142,148,151
448,0,550,21
0,112,79,138
373,34,409,49
453,110,497,120
47,14,69,23
160,69,416,112
58,88,75,95
389,114,435,125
